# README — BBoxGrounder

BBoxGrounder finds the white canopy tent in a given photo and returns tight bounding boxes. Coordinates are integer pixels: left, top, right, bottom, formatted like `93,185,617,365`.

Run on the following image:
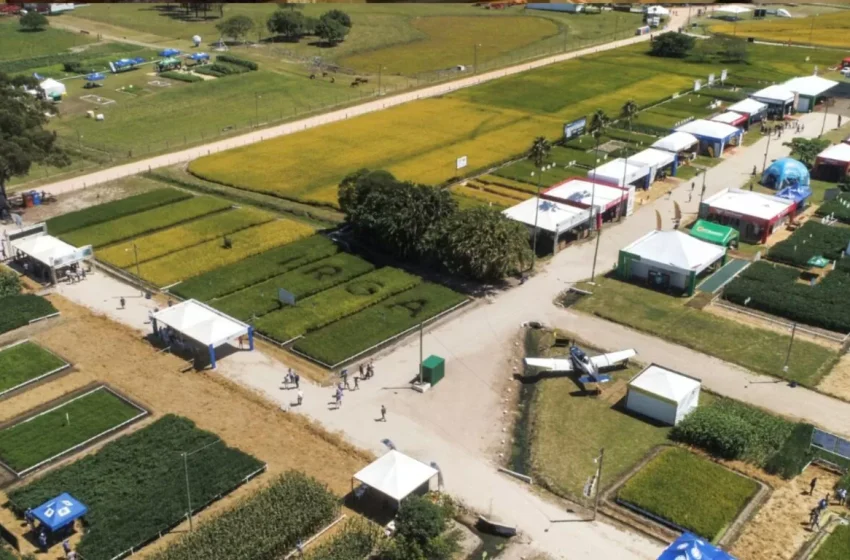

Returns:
587,159,651,189
39,78,66,99
353,450,438,504
652,131,699,153
545,177,634,217
503,198,590,254
151,299,253,368
626,364,701,426
645,5,669,16
711,111,748,126
727,98,768,118
627,148,677,183
784,75,838,112
7,226,93,285
817,142,850,164
715,5,751,15
750,85,794,104
675,119,743,156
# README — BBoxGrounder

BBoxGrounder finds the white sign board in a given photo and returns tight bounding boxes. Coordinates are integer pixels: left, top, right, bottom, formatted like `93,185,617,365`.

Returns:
456,156,468,170
694,79,702,92
707,73,715,86
51,245,93,269
720,69,728,83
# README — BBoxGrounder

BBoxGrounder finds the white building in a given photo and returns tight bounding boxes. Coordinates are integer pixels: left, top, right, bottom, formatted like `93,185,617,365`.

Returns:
626,364,701,426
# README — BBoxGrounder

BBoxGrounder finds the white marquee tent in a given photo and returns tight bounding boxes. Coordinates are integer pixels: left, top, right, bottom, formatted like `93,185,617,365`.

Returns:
353,450,438,504
783,75,838,112
151,299,253,368
503,198,591,253
645,5,669,16
39,78,66,99
545,177,635,217
587,159,651,189
726,98,768,119
750,85,794,104
627,148,677,183
715,5,750,15
626,364,701,426
6,225,93,285
652,131,699,154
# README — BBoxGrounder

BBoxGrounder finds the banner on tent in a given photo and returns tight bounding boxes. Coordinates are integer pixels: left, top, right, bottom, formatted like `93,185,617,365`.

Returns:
708,73,715,86
563,117,587,140
721,69,728,83
694,80,702,92
811,428,850,461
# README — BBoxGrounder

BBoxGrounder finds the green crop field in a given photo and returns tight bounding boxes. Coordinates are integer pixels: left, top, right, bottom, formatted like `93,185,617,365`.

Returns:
0,342,67,396
0,295,58,335
61,196,232,248
8,415,263,560
711,11,850,49
212,253,375,321
293,282,466,366
572,277,836,386
0,17,95,62
619,448,758,542
255,267,420,342
813,525,850,560
0,387,143,473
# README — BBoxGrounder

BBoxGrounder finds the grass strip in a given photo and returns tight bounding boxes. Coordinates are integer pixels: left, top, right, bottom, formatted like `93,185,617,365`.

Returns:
0,342,66,395
813,525,850,560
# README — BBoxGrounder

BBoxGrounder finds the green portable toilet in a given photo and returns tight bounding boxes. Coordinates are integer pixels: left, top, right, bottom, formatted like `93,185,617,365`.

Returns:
422,355,445,386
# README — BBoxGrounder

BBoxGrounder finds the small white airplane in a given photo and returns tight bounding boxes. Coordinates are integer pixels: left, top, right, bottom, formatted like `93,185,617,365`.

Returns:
524,345,636,384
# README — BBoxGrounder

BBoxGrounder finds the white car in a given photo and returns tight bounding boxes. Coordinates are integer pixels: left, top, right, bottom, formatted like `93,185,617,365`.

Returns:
841,67,850,77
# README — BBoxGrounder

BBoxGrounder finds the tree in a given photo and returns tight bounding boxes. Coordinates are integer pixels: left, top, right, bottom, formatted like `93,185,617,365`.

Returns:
19,11,48,32
649,31,695,58
323,9,352,29
0,268,21,298
216,15,254,43
267,9,305,41
377,495,461,560
620,99,639,130
783,137,831,168
427,207,532,281
528,136,551,169
588,109,609,140
0,73,69,207
316,13,349,45
720,37,749,63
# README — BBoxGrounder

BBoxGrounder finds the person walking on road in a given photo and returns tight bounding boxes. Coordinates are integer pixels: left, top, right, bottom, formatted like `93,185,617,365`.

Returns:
810,477,818,496
380,405,387,422
354,376,359,390
837,487,847,506
120,297,126,310
296,389,303,406
293,371,300,388
809,507,820,531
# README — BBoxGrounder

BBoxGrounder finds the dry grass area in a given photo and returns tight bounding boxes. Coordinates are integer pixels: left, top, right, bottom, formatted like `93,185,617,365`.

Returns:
730,466,840,560
818,353,850,402
0,294,369,557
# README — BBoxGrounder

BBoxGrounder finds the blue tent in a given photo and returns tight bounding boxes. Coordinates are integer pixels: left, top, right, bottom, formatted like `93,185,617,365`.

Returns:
32,493,87,532
761,157,810,190
159,48,181,57
85,72,105,81
658,533,738,560
189,52,209,61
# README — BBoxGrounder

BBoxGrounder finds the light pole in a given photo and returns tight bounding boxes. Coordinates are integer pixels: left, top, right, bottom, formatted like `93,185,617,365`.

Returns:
182,452,193,531
589,131,603,282
592,448,605,521
699,168,708,206
782,322,797,374
473,43,481,74
377,65,385,96
762,128,772,172
820,99,831,137
530,164,552,271
129,243,143,296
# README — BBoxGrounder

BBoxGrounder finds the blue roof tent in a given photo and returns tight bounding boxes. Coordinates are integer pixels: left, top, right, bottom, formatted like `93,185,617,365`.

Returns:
777,184,812,207
32,493,88,532
159,48,181,57
85,72,105,81
658,533,738,560
189,53,210,61
761,157,810,189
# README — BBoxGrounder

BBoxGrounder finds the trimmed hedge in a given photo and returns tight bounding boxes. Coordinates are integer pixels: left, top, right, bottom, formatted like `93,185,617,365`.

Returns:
216,54,258,71
767,221,850,267
160,71,203,83
46,188,190,236
0,295,57,335
816,193,850,224
763,423,814,479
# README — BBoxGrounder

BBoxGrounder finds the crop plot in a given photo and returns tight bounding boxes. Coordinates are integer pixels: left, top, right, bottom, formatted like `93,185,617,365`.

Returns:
0,341,69,399
0,295,58,336
148,80,172,88
79,94,116,106
767,222,850,268
0,386,147,476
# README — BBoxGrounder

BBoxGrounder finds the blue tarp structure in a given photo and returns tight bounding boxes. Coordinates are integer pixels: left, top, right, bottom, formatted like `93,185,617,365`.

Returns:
32,493,87,532
189,52,210,61
658,533,738,560
761,157,810,189
159,48,181,57
85,72,105,81
777,184,812,207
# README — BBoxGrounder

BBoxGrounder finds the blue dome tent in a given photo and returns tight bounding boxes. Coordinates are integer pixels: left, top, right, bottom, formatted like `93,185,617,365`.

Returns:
761,157,810,190
658,533,738,560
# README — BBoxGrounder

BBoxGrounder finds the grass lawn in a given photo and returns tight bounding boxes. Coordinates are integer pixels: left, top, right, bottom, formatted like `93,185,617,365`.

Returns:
0,342,67,396
572,276,836,386
813,525,850,560
618,447,759,542
0,387,143,473
821,123,850,145
0,17,95,62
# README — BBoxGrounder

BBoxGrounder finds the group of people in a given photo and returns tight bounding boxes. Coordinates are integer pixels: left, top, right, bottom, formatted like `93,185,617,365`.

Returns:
63,262,87,284
807,477,849,531
759,119,804,140
329,361,385,420
24,508,77,558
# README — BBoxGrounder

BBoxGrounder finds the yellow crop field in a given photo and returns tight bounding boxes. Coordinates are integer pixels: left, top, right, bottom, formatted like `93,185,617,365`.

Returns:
136,220,314,287
98,207,274,269
711,12,850,48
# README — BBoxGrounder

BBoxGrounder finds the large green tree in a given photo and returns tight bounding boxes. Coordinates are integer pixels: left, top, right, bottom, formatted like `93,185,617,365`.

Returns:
377,495,460,560
650,32,695,58
316,13,349,46
783,137,830,168
427,206,532,281
19,11,48,31
267,9,306,41
215,15,254,44
0,73,69,210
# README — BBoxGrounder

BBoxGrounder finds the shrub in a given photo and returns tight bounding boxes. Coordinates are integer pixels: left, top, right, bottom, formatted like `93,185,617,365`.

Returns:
649,32,696,58
8,415,263,560
160,71,203,83
150,472,338,560
0,267,20,297
46,188,191,236
216,54,258,71
816,192,850,224
763,423,814,479
377,495,460,560
0,295,57,335
192,66,225,78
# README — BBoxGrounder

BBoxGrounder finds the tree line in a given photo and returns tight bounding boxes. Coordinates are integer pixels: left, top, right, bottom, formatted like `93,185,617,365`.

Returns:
215,5,353,47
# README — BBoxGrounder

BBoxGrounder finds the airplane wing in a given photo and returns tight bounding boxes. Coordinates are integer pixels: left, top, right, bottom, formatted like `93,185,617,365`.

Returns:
524,357,573,372
590,349,637,370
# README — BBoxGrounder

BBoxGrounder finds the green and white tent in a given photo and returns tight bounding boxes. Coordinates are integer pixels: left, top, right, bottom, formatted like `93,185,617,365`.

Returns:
689,219,739,247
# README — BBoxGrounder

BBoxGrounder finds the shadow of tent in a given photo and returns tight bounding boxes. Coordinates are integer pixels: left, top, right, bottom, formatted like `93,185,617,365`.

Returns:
608,394,673,429
342,488,398,528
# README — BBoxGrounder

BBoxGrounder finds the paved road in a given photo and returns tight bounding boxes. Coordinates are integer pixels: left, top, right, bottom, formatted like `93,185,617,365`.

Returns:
31,14,686,198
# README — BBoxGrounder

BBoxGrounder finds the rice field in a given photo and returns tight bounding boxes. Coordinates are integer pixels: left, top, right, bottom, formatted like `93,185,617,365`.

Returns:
710,11,850,48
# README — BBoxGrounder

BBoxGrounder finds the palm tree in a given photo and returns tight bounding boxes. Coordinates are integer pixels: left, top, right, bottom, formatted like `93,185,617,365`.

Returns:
620,99,639,133
588,109,610,141
529,136,551,169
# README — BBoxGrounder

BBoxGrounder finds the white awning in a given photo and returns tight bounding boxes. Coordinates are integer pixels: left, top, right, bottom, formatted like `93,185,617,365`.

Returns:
545,178,631,212
645,5,669,16
152,299,249,348
750,85,794,104
703,188,794,221
622,230,725,273
676,119,742,141
629,364,701,403
817,143,850,164
503,197,590,234
353,450,438,502
711,111,747,126
628,148,676,170
716,5,751,15
727,98,767,116
783,75,838,98
652,132,699,153
11,234,82,268
587,159,650,187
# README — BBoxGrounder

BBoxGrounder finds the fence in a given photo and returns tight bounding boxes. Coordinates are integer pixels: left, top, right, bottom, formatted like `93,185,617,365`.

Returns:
811,428,850,470
711,299,850,346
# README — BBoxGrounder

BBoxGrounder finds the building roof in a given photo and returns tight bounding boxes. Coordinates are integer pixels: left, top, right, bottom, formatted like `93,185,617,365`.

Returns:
32,493,88,533
727,98,768,116
703,188,795,221
689,219,739,246
629,364,701,404
502,197,590,234
711,111,748,126
817,142,850,164
587,159,651,187
675,119,742,140
622,230,725,272
783,75,839,98
628,148,676,169
353,450,438,502
716,5,751,14
750,85,795,104
544,177,630,211
152,299,250,348
11,234,79,268
645,5,669,15
652,131,699,153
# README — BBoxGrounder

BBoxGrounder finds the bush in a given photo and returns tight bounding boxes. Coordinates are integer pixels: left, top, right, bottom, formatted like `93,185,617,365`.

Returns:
763,423,814,479
216,54,258,71
0,295,57,335
306,519,380,560
377,495,460,560
0,267,20,298
649,32,696,58
150,472,338,560
8,415,263,560
160,71,203,83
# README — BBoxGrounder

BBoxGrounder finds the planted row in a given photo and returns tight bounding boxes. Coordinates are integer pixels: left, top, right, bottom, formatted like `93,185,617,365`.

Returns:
0,295,57,335
9,415,263,560
212,253,375,321
61,196,232,248
170,235,338,301
767,221,850,267
255,267,420,342
46,188,190,236
0,341,67,395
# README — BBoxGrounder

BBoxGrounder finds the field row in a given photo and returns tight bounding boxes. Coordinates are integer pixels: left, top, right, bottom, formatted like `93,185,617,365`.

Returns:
0,341,67,397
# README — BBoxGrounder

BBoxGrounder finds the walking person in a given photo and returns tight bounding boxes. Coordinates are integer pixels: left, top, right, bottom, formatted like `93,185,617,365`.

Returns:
38,530,48,552
819,494,829,511
837,487,847,506
359,363,365,380
354,376,359,390
296,389,303,406
336,391,343,409
344,373,352,390
293,371,300,388
63,539,71,558
810,477,818,496
810,507,820,531
380,404,387,422
120,297,126,310
341,369,348,389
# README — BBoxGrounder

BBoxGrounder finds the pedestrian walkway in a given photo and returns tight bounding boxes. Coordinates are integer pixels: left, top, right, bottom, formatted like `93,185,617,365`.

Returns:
698,258,750,293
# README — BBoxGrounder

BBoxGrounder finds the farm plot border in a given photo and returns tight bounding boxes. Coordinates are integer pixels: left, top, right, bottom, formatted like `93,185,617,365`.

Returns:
0,339,71,401
0,384,150,480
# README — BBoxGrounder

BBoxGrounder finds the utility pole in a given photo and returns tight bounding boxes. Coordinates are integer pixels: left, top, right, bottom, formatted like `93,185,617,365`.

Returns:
592,448,605,521
762,130,772,172
133,243,143,296
589,133,601,282
820,99,830,138
418,322,424,385
782,322,797,373
182,452,194,531
530,169,542,271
